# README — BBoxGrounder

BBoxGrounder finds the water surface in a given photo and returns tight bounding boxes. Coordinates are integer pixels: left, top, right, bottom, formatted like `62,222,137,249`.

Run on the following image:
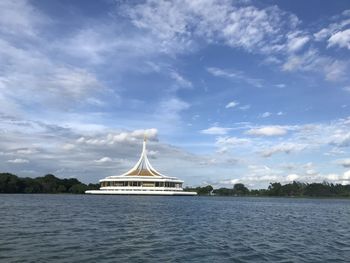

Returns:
1,195,349,262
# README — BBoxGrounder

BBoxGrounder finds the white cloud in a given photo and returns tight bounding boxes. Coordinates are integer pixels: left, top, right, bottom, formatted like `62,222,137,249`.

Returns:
207,67,263,87
239,105,251,111
94,157,113,163
325,60,348,81
286,173,299,181
16,148,36,154
337,159,350,168
7,158,29,164
246,126,288,136
0,38,105,112
314,12,350,42
220,5,295,52
131,129,158,140
329,131,350,147
314,28,331,42
261,142,306,157
325,170,350,185
170,71,193,88
77,129,159,146
282,49,321,71
225,101,239,109
0,0,47,37
261,112,272,118
282,48,349,82
201,126,232,135
215,136,251,154
263,56,282,65
219,169,350,189
216,136,251,146
328,29,350,49
157,97,190,122
126,0,195,54
275,83,286,88
62,144,75,151
127,0,299,55
287,33,310,52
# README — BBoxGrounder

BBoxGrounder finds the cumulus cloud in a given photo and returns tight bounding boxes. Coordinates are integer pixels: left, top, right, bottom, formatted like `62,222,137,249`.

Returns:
0,118,217,184
246,126,288,136
94,157,113,163
239,105,251,111
261,112,272,118
325,171,350,184
314,10,350,42
286,173,299,181
275,83,286,88
201,126,232,135
329,131,350,147
216,136,251,146
215,136,251,153
336,159,350,168
287,33,310,52
7,158,29,164
16,148,37,155
77,129,159,146
328,29,350,49
62,144,75,151
261,142,306,157
225,101,239,109
1,1,350,189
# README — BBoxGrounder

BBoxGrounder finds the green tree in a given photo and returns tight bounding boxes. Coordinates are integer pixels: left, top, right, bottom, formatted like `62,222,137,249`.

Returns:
69,184,88,194
233,183,249,196
195,185,213,195
268,182,282,196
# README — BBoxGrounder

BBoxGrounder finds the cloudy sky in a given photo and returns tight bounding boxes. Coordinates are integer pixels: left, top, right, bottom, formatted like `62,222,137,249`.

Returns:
1,0,350,188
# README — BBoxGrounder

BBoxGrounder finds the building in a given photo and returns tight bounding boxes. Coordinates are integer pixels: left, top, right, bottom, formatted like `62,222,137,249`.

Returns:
85,137,197,195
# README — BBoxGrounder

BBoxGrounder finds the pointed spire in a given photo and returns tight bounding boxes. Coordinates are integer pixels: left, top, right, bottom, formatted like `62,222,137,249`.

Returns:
119,136,165,177
143,133,147,152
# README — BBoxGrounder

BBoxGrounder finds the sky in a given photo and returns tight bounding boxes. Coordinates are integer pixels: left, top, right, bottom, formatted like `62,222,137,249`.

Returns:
1,0,350,188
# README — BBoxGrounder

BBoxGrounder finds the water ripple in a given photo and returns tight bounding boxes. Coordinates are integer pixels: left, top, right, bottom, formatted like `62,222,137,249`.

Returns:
0,195,350,262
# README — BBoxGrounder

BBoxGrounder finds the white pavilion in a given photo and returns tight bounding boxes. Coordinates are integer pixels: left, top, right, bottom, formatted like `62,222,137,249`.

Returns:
85,137,197,195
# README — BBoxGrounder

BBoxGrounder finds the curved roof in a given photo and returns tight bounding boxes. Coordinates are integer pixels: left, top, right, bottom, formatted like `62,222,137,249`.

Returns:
118,138,165,177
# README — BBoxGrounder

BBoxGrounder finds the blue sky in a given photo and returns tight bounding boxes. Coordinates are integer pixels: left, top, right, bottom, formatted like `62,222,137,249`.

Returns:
1,0,350,188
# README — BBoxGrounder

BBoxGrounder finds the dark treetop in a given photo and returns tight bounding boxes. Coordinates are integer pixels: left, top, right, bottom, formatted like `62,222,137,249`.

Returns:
0,173,99,194
185,182,350,197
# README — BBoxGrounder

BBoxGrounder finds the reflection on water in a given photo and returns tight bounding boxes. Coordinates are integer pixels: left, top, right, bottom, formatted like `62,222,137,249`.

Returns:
0,195,350,262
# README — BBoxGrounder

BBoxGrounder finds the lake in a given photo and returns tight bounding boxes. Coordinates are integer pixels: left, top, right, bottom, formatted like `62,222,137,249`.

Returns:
0,195,349,262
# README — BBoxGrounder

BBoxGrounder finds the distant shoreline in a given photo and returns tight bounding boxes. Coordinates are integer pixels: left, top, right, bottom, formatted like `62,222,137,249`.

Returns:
1,193,350,200
1,173,350,198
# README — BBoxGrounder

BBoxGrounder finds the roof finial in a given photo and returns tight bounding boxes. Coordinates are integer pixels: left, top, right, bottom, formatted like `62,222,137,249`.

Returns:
144,133,147,142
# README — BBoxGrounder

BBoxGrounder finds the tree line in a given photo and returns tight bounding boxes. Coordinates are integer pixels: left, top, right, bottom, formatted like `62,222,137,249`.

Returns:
1,172,350,197
185,181,350,197
0,173,99,194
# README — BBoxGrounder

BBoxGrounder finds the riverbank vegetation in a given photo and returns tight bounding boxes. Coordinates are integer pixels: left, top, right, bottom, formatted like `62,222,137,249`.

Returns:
1,173,350,197
0,173,99,194
185,182,350,197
